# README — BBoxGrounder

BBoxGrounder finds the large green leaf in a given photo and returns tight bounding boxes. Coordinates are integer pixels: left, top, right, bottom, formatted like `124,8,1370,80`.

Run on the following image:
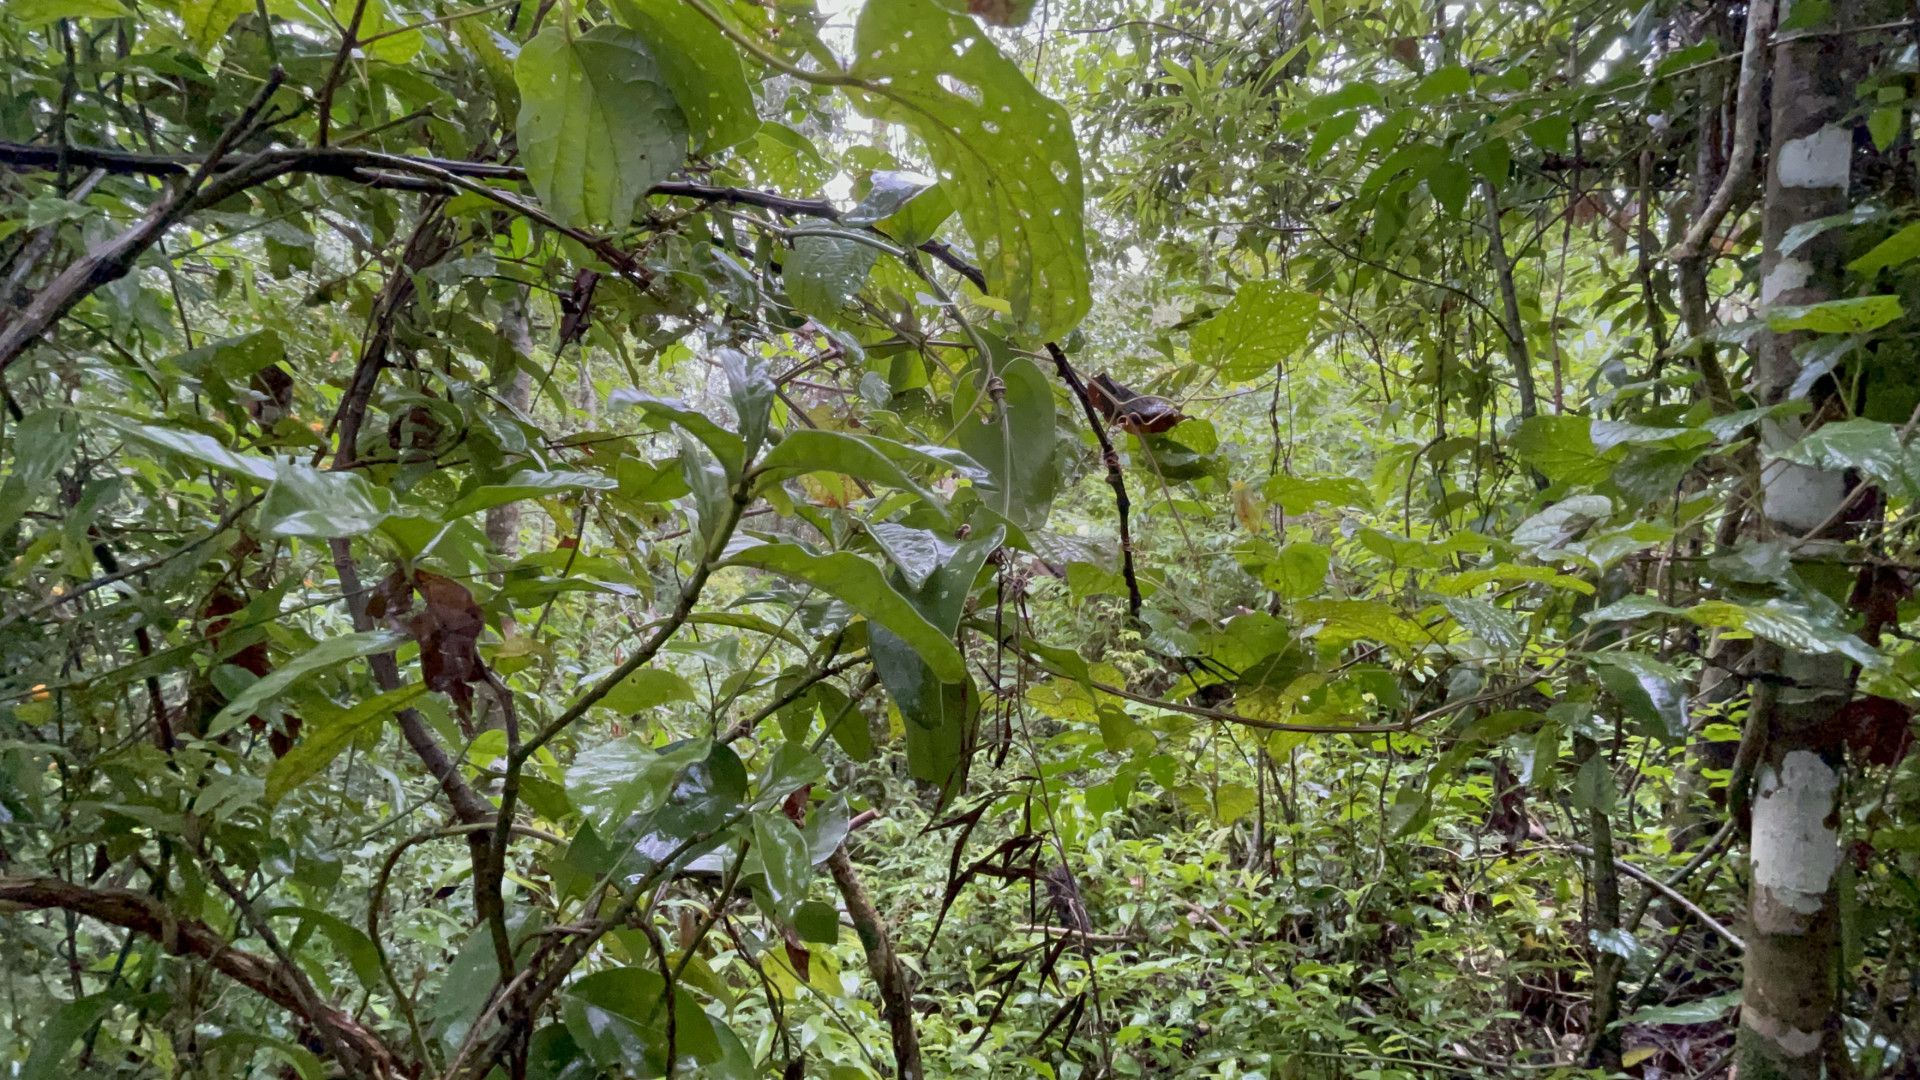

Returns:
1777,418,1920,499
1766,295,1903,334
849,0,1089,339
207,631,406,737
1263,542,1329,600
515,25,688,229
265,683,429,805
258,464,390,538
785,235,882,319
1589,652,1688,740
723,544,967,681
181,0,249,54
749,813,811,921
564,737,710,835
446,470,619,520
563,968,724,1072
609,0,759,153
1191,282,1320,382
1511,415,1622,486
953,356,1060,530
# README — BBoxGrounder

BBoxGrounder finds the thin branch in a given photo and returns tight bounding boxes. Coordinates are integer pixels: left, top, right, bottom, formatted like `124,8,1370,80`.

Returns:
1670,0,1774,261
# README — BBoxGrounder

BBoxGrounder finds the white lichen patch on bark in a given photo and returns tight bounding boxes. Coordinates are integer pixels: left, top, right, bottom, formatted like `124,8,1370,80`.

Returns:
1761,458,1851,534
1751,750,1841,915
1777,125,1851,189
1762,258,1811,303
1742,1004,1824,1057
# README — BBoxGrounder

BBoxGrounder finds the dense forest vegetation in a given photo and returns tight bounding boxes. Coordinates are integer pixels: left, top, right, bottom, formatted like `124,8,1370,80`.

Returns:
2,0,1919,1076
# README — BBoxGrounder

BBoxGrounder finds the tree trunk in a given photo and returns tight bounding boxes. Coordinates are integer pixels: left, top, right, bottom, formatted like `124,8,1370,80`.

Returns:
485,286,537,560
1738,2,1862,1074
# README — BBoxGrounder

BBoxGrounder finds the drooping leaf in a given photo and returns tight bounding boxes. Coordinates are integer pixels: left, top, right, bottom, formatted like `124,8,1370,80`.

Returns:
446,470,619,520
723,544,967,681
515,25,688,228
265,683,428,804
1589,652,1688,740
953,356,1060,530
750,813,811,921
849,0,1090,339
207,631,406,737
258,464,391,538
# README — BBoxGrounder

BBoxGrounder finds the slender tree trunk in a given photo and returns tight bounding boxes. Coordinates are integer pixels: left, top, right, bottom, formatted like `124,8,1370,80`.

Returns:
1738,2,1862,1074
485,286,537,560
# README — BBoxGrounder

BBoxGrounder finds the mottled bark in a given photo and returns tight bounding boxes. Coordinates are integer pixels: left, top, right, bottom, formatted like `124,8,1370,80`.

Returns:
1737,2,1863,1073
827,846,922,1080
485,287,537,559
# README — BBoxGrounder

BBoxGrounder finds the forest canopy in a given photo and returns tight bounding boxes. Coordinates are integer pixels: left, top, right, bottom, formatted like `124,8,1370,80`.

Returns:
1,0,1918,1078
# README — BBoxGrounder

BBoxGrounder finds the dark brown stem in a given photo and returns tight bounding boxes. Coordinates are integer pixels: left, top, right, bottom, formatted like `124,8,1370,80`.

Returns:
1044,342,1143,619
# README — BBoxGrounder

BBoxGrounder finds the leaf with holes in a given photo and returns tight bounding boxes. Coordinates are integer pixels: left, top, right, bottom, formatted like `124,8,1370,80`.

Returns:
849,0,1089,339
515,25,688,229
610,0,758,153
1191,282,1321,382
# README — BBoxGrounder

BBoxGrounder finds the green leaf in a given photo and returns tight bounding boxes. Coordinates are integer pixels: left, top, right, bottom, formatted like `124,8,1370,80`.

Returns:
1624,991,1741,1026
1263,542,1329,600
858,171,954,246
22,992,120,1080
755,429,977,508
181,0,250,54
1191,282,1320,382
564,737,710,834
1848,221,1920,275
1296,599,1424,653
1777,418,1920,499
208,631,406,737
264,906,383,990
850,0,1090,339
258,464,391,538
109,418,278,481
266,683,428,804
599,668,696,713
447,470,619,519
515,25,688,228
952,356,1060,530
609,391,748,480
786,234,880,318
564,968,722,1071
724,544,966,682
1766,295,1903,334
1589,652,1687,740
750,813,811,921
1438,595,1526,651
1262,473,1372,513
609,0,759,153
9,0,130,25
1511,415,1621,485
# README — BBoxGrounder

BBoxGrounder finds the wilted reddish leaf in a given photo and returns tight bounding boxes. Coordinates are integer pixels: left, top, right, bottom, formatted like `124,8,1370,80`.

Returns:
1838,696,1914,767
967,0,1036,26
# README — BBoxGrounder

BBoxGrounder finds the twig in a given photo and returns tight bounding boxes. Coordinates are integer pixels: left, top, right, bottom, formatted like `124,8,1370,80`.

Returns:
1670,0,1774,261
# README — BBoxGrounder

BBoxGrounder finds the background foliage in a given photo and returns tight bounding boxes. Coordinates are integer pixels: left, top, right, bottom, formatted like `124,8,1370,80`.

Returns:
1,0,1918,1078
